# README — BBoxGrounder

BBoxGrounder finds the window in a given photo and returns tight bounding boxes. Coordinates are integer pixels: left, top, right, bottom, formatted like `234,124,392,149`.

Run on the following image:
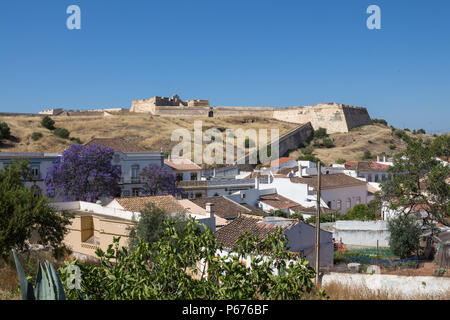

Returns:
356,197,361,204
176,173,183,182
195,192,203,199
367,174,372,182
327,201,331,208
131,165,140,183
337,200,342,210
346,198,351,209
31,166,40,180
123,190,131,197
374,174,379,182
191,172,198,181
132,188,140,197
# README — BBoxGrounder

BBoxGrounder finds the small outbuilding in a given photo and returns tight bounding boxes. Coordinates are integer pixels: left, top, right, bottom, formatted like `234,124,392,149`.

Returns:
434,231,450,268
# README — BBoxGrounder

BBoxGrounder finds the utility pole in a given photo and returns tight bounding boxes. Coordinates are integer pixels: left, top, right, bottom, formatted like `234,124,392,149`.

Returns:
315,161,321,286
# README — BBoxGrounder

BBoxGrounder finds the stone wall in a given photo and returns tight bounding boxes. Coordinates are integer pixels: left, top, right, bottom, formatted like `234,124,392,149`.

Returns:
322,273,450,298
236,122,314,168
130,96,372,133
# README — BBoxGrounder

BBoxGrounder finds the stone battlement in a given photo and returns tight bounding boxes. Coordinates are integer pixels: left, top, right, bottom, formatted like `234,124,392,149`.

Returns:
130,94,372,133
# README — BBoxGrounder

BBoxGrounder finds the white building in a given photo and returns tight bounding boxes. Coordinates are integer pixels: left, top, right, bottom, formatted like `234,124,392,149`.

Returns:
84,138,165,198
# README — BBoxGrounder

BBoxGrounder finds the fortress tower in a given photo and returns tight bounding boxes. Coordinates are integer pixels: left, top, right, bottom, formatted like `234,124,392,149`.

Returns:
130,95,372,133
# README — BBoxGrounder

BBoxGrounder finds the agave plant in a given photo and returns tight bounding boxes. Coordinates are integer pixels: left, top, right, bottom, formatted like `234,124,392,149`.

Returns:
12,249,66,300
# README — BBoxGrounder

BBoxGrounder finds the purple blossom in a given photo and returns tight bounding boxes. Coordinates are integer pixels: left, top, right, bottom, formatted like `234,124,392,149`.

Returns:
140,164,185,197
45,144,121,202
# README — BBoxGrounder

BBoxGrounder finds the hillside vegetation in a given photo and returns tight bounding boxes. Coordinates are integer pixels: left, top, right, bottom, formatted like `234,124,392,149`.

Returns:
0,113,296,155
288,124,436,164
0,113,438,165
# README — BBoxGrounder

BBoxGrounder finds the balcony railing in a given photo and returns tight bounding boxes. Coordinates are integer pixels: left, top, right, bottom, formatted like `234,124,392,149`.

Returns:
130,177,141,184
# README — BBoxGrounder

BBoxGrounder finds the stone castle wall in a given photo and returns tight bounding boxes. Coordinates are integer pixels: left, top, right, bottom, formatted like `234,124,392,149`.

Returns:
130,96,372,133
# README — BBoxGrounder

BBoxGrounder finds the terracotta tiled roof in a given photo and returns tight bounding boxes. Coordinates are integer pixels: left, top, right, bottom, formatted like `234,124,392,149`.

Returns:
191,196,251,219
84,138,146,153
177,199,229,227
214,214,297,248
260,157,295,168
164,158,201,171
259,193,301,210
277,166,299,175
111,195,186,213
290,173,367,190
345,161,391,172
240,204,266,215
289,205,335,215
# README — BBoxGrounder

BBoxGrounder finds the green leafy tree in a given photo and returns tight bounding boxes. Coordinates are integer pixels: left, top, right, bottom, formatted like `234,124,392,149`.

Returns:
430,134,450,157
0,122,11,140
387,215,421,258
53,128,70,139
31,132,43,141
362,150,372,160
128,203,188,249
41,116,55,130
336,158,347,164
313,128,328,139
297,154,321,163
60,219,324,300
346,204,378,221
381,137,450,227
0,161,74,257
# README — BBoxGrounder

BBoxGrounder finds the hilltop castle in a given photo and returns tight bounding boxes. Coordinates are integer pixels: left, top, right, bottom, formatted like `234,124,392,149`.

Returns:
130,94,372,133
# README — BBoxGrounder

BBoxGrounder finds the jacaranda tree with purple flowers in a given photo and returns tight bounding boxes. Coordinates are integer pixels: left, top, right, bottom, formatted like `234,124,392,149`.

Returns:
140,164,184,197
45,144,121,202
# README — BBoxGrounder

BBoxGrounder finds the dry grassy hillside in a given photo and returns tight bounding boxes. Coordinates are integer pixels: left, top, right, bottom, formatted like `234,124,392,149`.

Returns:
0,113,437,165
0,112,297,155
288,123,435,164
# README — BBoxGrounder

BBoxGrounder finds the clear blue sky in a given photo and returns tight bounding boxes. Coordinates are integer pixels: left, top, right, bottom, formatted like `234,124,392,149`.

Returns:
0,0,449,133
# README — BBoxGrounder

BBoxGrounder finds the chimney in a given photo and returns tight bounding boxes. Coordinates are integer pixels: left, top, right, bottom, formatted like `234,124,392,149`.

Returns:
377,155,380,162
298,162,303,178
383,155,386,162
255,176,260,190
205,203,216,232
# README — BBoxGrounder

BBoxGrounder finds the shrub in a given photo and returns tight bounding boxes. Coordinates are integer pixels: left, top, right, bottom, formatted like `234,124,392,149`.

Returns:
297,154,321,163
290,213,304,221
302,145,315,155
336,158,347,164
389,144,396,150
417,129,426,134
31,132,43,141
305,214,335,224
387,215,421,259
70,137,82,144
0,122,11,140
346,204,377,221
322,137,334,148
362,150,372,160
333,251,350,265
368,140,373,144
41,116,55,130
53,128,70,139
372,119,388,126
313,127,328,139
